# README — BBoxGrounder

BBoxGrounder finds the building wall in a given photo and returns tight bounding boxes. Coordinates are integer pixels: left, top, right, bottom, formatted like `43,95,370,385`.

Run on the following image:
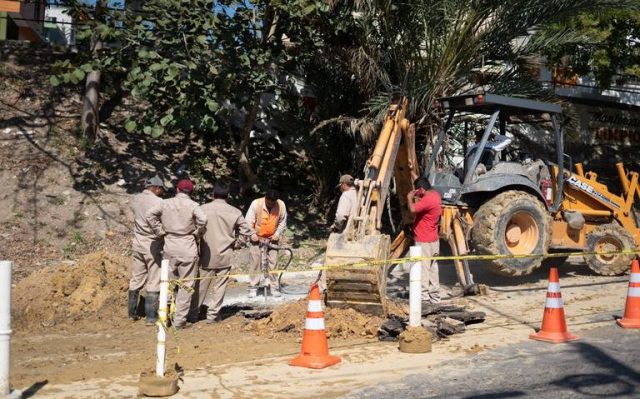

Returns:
44,5,74,45
0,0,45,42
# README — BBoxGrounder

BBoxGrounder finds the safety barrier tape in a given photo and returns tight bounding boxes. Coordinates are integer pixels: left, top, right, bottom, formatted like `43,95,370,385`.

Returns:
161,249,640,284
158,248,640,344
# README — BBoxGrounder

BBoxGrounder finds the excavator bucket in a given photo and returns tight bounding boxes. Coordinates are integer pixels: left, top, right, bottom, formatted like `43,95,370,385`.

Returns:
324,232,389,316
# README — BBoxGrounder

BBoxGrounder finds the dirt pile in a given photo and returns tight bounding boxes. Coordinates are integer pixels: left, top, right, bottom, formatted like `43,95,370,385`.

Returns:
13,251,129,331
247,299,408,339
398,326,432,353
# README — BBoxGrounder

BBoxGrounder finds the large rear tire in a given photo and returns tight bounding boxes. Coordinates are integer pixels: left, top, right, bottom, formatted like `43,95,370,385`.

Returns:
472,190,551,276
585,224,636,276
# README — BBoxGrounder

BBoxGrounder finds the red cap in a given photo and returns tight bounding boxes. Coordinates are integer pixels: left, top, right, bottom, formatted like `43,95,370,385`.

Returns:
176,179,195,193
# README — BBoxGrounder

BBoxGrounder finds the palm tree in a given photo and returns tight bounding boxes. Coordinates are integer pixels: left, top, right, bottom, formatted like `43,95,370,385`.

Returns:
316,0,637,136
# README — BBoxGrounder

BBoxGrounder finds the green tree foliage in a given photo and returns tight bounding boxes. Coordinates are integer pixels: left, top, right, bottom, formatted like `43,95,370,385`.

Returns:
541,9,640,88
52,0,330,183
51,0,637,198
312,0,636,127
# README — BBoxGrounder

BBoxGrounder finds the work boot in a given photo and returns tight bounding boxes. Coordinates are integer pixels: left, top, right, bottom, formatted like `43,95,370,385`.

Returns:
128,290,140,321
145,291,159,325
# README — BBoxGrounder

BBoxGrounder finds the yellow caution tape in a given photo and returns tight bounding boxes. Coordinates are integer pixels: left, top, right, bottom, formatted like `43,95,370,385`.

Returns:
159,248,640,343
161,249,640,284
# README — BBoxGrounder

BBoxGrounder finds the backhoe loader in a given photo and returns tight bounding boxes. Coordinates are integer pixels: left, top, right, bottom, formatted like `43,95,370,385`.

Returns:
324,93,640,316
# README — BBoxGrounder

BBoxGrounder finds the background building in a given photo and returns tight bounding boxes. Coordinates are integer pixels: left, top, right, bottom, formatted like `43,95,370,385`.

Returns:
44,3,74,45
0,0,46,42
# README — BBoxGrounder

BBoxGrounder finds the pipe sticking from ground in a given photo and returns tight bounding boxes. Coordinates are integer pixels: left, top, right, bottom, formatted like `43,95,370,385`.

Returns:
0,260,21,398
409,246,422,328
139,259,179,397
157,259,169,377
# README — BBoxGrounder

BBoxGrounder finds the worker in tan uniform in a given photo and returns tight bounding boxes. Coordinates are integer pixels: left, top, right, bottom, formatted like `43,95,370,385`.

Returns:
245,188,287,298
188,182,252,323
128,175,166,325
146,179,207,329
317,174,359,292
330,174,357,233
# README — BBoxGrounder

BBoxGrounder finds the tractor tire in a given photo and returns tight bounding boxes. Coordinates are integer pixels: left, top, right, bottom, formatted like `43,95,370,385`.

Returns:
585,224,636,276
471,190,551,276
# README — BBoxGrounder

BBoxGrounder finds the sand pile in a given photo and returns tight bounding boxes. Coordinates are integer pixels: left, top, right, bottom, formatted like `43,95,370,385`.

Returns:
247,299,408,339
13,251,129,330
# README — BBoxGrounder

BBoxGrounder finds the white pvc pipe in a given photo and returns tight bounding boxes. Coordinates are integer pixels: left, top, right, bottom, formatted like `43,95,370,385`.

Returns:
156,259,169,377
409,246,422,328
0,261,12,396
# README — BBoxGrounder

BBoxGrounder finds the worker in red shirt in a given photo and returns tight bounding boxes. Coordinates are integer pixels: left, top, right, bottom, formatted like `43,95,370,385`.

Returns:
407,177,443,303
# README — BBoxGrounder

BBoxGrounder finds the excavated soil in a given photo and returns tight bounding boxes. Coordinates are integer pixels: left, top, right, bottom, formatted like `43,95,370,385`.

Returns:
247,299,409,339
12,251,130,331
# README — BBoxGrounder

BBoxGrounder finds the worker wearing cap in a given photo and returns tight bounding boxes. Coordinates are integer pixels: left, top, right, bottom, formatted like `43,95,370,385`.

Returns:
331,174,357,233
128,175,166,325
188,182,252,323
146,179,207,329
245,188,287,298
407,176,443,303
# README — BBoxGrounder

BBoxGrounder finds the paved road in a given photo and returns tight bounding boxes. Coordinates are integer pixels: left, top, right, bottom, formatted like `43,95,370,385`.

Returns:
346,325,640,399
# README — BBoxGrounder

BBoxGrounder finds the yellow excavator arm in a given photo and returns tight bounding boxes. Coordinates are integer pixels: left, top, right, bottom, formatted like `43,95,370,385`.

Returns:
324,97,478,315
324,98,418,315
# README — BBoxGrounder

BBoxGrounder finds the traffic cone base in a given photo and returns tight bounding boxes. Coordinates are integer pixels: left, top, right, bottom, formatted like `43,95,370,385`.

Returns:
530,267,578,344
616,259,640,329
289,284,341,369
616,318,640,329
288,354,341,369
529,330,578,344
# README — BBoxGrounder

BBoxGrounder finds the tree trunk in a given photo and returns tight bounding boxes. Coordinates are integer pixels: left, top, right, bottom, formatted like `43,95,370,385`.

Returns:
81,70,101,143
236,94,260,190
81,2,104,146
235,5,278,191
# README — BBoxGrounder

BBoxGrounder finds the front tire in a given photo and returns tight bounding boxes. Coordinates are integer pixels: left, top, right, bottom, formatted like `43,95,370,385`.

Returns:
585,224,636,276
472,190,551,276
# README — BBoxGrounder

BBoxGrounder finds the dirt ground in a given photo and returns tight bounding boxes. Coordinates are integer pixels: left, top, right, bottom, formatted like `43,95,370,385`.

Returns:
10,254,633,398
9,251,397,387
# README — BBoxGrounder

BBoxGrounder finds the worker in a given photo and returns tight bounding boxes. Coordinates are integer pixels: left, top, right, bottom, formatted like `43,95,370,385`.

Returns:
330,174,357,233
146,179,207,329
466,130,511,172
128,175,166,325
245,188,287,298
317,174,358,292
407,177,443,303
188,182,252,324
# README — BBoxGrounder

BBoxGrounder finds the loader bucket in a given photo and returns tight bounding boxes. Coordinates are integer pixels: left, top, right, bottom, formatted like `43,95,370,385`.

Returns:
324,232,389,316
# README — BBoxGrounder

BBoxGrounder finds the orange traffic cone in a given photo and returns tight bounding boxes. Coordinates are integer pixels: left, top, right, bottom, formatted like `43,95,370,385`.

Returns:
530,267,578,344
288,283,341,369
617,259,640,328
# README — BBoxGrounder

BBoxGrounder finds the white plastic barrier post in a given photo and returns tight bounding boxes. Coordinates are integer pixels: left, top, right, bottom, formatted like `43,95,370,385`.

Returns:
0,261,12,396
156,259,169,377
409,246,422,328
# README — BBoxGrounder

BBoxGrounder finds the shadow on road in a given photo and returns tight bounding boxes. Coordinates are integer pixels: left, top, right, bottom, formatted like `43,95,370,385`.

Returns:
553,340,640,397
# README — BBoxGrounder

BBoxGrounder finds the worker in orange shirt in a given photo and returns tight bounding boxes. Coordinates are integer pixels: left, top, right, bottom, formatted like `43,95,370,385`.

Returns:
245,188,287,298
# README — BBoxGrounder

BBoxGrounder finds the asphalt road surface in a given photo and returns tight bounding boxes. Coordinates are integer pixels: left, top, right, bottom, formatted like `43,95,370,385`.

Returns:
346,325,640,399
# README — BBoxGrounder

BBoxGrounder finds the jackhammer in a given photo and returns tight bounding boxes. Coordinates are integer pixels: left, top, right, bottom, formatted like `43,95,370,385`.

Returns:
255,238,294,299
